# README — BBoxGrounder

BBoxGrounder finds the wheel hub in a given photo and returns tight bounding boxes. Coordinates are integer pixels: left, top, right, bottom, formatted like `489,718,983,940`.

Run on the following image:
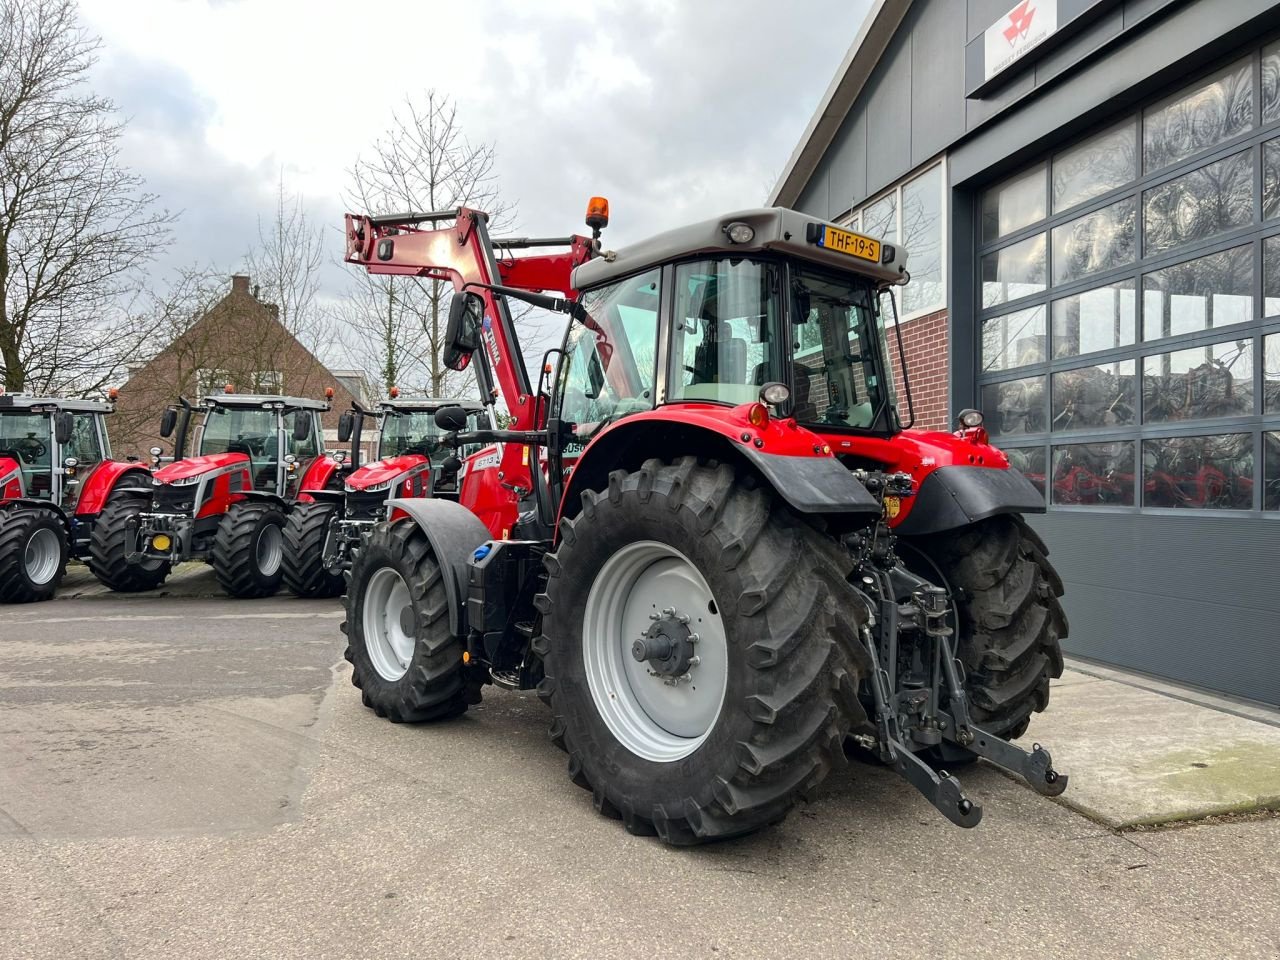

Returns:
631,607,700,682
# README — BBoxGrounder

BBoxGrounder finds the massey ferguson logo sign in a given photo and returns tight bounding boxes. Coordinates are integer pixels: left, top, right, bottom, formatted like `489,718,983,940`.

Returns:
984,0,1058,81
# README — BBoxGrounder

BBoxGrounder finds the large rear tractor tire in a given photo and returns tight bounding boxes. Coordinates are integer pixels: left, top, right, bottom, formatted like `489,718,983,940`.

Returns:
342,521,482,722
0,508,68,603
87,495,171,593
282,502,344,599
901,515,1067,742
211,501,287,599
535,458,871,845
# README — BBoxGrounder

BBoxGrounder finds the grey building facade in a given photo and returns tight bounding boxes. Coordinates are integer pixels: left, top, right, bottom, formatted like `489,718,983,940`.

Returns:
773,0,1280,705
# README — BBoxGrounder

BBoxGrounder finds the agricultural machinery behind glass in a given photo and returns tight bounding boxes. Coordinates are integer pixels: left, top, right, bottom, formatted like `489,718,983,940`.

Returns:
0,390,161,602
95,390,343,599
281,395,492,598
338,200,1070,844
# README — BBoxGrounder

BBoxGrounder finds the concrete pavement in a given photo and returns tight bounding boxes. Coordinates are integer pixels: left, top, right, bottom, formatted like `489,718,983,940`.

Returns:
1,591,1278,959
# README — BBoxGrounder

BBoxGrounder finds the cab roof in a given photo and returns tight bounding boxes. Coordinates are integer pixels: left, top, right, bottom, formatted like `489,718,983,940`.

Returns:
0,394,113,414
379,398,486,413
200,393,330,411
572,207,909,291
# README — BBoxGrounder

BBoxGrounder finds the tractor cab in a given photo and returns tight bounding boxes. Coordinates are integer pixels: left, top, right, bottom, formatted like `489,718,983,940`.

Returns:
376,397,489,464
0,392,114,511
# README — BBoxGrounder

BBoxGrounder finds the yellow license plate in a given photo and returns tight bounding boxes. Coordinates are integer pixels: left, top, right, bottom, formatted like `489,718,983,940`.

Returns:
817,225,881,262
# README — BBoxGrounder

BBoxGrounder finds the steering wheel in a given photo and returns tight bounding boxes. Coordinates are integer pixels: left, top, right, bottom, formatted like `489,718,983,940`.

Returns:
238,434,269,456
13,435,47,463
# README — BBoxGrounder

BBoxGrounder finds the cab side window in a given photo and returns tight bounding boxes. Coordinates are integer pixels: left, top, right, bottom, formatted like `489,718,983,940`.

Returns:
66,414,104,465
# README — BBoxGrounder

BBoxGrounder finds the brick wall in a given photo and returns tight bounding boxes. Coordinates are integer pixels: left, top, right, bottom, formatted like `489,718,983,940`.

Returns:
888,308,950,432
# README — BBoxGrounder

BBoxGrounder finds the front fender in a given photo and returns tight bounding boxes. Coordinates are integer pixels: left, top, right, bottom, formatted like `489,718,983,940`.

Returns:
893,465,1046,536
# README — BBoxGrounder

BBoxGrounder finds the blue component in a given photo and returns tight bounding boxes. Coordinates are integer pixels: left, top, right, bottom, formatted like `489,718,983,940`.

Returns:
473,543,492,562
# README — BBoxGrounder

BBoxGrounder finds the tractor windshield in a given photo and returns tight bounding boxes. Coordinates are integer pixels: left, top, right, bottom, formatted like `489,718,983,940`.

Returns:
199,405,281,489
0,411,52,498
381,410,485,461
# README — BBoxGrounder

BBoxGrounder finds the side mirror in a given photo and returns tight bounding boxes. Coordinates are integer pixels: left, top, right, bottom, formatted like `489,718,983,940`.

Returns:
444,293,484,372
292,411,312,442
159,407,177,438
433,405,470,431
54,412,73,445
337,411,354,443
439,454,463,476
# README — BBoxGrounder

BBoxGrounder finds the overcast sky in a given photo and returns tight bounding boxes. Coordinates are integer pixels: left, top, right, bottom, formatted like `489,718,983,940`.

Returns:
76,0,870,368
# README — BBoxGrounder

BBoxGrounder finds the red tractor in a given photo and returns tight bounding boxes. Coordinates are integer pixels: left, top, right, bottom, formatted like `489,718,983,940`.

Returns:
0,390,164,602
339,201,1068,843
97,389,344,599
281,394,493,598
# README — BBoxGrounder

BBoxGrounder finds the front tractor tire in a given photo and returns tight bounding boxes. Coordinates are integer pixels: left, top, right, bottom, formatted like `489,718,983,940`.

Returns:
281,502,344,599
341,521,481,722
211,501,287,599
0,508,68,604
87,495,171,593
902,515,1067,742
536,458,871,845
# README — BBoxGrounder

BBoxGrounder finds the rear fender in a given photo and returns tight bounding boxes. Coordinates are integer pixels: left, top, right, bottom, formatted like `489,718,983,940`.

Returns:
299,455,341,494
1,498,68,528
74,462,152,518
382,497,493,637
556,407,880,531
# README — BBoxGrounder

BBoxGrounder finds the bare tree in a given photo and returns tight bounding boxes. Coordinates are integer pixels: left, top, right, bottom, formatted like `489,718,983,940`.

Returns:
342,90,520,398
0,0,175,395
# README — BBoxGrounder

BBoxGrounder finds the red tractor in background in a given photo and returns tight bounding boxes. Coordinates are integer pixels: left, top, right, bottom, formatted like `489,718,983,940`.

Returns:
339,201,1068,843
281,394,492,598
94,389,345,599
0,389,165,602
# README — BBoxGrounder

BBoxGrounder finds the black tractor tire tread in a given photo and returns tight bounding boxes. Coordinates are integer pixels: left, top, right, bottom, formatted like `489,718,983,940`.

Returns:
211,502,286,599
908,515,1067,739
86,494,171,593
281,501,344,598
0,508,68,603
341,521,478,722
536,456,871,845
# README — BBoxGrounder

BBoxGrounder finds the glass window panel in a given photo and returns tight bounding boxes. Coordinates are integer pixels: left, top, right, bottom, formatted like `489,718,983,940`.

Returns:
1265,139,1280,221
1051,360,1137,432
1264,41,1280,124
981,233,1046,308
981,164,1045,243
1143,434,1253,509
1265,432,1280,510
1142,339,1254,423
982,305,1045,372
1264,333,1280,414
862,192,897,244
1143,58,1253,172
1142,149,1253,256
901,165,943,315
1053,120,1137,213
1051,197,1136,286
1003,446,1047,497
1266,236,1280,318
1051,280,1136,358
1051,441,1135,506
980,374,1046,437
1142,245,1253,341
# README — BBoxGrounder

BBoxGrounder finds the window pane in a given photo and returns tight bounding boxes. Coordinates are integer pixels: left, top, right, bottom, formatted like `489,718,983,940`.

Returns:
1143,58,1253,172
1142,245,1253,341
980,374,1046,437
981,233,1046,307
1264,41,1280,124
1265,432,1280,510
1003,446,1046,497
1143,434,1253,509
981,164,1045,243
1266,236,1280,318
1051,360,1136,432
1142,339,1254,423
1051,280,1136,358
1053,120,1137,213
901,165,943,315
1051,197,1136,285
1264,333,1280,414
1142,149,1253,256
1266,138,1280,220
982,305,1045,372
862,193,897,244
1051,441,1135,505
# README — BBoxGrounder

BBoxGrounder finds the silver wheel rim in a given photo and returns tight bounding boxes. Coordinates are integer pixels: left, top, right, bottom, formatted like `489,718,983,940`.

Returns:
24,527,60,585
363,567,414,681
582,540,728,763
256,522,283,576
